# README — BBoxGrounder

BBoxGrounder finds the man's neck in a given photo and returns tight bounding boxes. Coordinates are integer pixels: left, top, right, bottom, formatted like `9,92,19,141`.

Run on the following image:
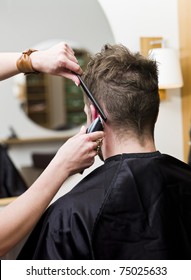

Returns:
102,131,156,160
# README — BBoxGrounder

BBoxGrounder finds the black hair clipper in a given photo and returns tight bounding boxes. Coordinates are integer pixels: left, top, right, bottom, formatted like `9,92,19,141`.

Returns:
86,116,103,133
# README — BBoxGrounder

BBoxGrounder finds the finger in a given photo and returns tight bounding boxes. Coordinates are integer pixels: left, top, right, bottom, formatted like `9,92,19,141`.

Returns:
88,131,105,141
63,59,83,74
91,141,99,150
64,51,79,64
60,59,82,74
73,125,86,138
62,71,82,85
75,125,86,136
64,43,75,55
59,42,75,55
88,150,98,158
80,125,86,133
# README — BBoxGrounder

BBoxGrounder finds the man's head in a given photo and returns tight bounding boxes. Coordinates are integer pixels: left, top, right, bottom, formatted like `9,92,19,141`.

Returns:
83,44,160,142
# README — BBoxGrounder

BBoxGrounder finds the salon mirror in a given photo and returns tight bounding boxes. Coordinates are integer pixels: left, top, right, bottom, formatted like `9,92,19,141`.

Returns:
0,0,114,133
13,43,90,130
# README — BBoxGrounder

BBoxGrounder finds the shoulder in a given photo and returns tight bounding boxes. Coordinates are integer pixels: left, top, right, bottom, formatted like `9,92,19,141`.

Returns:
158,153,191,176
50,161,116,210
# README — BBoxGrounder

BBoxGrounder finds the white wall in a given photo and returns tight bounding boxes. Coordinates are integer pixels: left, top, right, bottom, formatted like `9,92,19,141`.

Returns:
98,0,183,161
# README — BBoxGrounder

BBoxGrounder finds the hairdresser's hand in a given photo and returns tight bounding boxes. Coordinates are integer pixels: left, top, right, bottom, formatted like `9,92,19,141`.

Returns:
30,42,83,85
53,126,104,175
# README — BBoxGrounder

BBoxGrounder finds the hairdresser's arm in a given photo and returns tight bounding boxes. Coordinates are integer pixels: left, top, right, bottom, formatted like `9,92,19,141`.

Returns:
0,53,21,81
0,42,82,83
0,127,104,257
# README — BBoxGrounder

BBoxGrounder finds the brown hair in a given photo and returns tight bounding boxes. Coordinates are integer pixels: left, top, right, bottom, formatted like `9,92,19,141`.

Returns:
83,44,159,139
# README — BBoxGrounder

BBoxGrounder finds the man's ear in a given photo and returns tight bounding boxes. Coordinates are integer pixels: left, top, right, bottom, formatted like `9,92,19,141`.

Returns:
90,104,99,120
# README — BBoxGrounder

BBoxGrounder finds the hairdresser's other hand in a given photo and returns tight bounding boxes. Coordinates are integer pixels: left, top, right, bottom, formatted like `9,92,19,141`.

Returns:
30,42,83,85
53,126,104,176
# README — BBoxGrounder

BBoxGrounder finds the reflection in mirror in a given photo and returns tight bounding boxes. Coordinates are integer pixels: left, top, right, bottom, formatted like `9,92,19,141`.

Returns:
14,46,89,130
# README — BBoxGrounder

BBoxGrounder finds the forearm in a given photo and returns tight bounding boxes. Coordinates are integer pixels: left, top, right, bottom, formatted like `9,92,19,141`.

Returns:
0,43,82,83
0,128,104,256
0,53,21,81
0,159,69,257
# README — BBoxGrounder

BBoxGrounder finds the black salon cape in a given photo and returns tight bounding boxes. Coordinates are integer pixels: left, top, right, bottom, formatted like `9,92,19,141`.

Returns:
0,145,27,198
17,152,191,260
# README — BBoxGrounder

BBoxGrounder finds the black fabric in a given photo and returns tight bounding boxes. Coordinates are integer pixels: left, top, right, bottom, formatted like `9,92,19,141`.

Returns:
0,145,27,198
32,153,55,169
17,152,191,260
93,153,191,260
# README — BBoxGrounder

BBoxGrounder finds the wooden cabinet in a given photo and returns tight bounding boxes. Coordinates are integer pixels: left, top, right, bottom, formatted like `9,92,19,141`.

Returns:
25,73,51,128
64,78,86,128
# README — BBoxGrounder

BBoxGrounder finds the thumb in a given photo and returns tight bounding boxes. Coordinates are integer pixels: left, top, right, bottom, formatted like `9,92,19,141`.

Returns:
79,125,86,134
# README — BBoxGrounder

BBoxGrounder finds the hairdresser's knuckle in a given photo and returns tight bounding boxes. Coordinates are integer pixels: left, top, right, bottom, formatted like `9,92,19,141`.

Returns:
62,48,68,56
59,42,68,50
75,64,81,71
57,55,67,68
86,143,93,153
61,59,67,68
63,43,69,49
85,134,91,142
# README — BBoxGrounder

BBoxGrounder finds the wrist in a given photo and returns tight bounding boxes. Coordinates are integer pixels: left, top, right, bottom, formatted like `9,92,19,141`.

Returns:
16,49,39,74
48,154,71,181
30,50,42,72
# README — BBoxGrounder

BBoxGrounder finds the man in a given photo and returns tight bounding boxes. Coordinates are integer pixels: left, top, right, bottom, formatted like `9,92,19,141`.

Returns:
18,44,191,260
